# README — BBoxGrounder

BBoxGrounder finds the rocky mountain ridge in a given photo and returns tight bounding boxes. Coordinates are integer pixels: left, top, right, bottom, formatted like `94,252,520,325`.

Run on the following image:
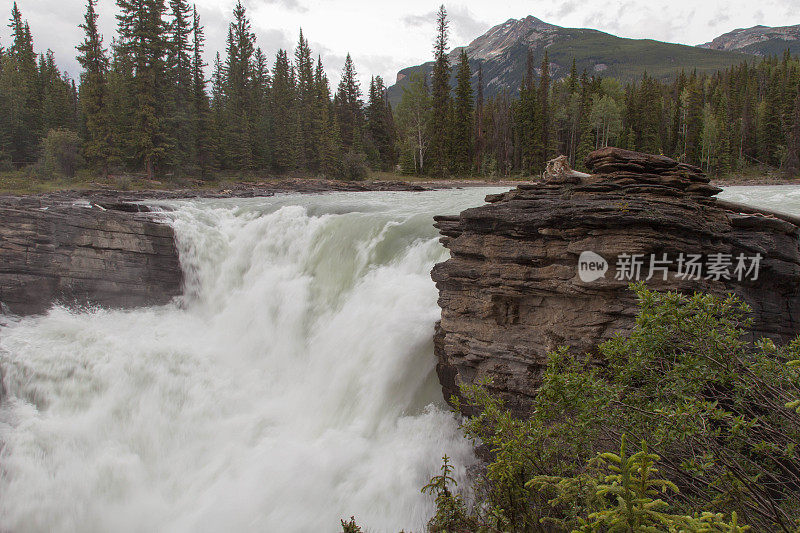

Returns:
699,24,800,56
388,16,749,104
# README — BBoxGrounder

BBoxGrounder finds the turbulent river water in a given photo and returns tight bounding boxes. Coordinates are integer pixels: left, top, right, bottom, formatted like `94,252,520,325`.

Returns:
0,184,797,532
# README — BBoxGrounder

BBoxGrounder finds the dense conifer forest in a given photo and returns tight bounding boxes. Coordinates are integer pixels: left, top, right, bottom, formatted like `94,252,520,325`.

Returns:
0,2,799,181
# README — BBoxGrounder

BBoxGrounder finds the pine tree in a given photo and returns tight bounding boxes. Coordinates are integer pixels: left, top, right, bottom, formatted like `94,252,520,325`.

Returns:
334,53,363,153
474,63,485,175
366,75,396,171
222,0,255,170
2,3,41,164
429,5,451,177
313,56,339,176
538,50,551,168
77,0,111,176
209,51,228,168
452,49,473,176
116,0,171,179
294,29,316,172
270,48,296,173
190,6,212,176
165,0,193,174
786,85,800,176
251,47,271,170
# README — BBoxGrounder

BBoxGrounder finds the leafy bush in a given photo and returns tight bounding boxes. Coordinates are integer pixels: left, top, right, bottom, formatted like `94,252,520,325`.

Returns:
425,284,800,532
40,128,83,178
336,150,369,181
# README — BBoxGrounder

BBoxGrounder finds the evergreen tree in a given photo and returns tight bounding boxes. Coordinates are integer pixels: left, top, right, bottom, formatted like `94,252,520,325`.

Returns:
786,86,800,176
190,6,212,176
116,0,171,179
429,5,451,177
270,48,296,173
166,0,194,174
334,53,363,153
77,0,111,176
314,56,339,176
1,3,41,164
452,49,473,176
251,47,271,170
538,50,551,168
365,75,396,171
294,29,316,171
222,1,255,170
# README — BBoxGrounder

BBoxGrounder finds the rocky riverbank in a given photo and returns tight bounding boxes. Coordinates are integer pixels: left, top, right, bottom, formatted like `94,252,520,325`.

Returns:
432,148,800,416
0,196,182,316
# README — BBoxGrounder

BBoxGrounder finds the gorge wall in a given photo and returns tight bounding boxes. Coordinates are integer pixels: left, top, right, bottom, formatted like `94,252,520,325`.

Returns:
432,148,800,416
0,196,182,316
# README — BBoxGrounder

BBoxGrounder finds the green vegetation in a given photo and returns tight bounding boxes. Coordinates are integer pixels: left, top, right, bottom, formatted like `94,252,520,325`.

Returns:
0,2,798,188
406,285,800,532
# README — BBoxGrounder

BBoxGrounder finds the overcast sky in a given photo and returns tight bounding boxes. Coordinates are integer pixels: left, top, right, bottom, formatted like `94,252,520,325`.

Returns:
1,0,798,89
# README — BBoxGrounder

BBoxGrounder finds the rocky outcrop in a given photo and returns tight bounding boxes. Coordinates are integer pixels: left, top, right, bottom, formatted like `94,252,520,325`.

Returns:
0,196,182,316
432,147,800,416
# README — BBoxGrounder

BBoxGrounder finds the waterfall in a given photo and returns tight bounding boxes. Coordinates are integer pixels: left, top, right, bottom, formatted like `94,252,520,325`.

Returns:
0,188,508,533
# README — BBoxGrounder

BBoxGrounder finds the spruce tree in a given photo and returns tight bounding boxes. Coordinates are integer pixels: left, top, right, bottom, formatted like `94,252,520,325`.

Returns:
474,63,484,175
270,48,297,172
538,50,551,169
166,0,194,174
314,56,339,176
190,7,212,176
2,3,41,164
429,5,451,177
334,53,363,153
223,1,255,170
294,29,316,172
77,0,111,176
116,0,171,179
452,49,473,176
366,75,396,171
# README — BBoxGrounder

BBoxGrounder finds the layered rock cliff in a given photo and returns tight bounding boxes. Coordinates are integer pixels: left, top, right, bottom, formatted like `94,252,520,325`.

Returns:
0,196,182,316
432,148,800,415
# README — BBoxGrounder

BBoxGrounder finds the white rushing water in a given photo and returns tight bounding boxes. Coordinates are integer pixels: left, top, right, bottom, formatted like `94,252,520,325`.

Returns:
0,187,509,533
1,184,797,533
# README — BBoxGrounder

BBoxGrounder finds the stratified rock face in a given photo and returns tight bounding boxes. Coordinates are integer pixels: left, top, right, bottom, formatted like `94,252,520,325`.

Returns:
432,147,800,416
0,197,183,316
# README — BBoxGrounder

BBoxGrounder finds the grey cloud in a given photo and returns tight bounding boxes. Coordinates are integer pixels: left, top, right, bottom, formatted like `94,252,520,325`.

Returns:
448,5,490,42
251,0,309,13
402,5,489,45
402,11,435,28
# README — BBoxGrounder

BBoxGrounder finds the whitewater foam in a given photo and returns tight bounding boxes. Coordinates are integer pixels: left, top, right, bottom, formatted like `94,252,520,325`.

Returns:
0,188,511,533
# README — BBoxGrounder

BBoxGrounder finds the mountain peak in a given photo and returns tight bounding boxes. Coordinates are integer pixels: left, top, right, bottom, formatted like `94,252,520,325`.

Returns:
463,15,560,60
698,24,800,55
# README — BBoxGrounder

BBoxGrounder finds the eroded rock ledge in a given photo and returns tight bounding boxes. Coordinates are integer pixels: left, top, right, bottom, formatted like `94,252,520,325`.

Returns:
0,196,182,316
432,148,800,416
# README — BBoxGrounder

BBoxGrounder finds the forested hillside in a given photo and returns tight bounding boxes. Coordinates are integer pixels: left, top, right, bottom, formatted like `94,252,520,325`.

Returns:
0,0,396,181
0,2,799,182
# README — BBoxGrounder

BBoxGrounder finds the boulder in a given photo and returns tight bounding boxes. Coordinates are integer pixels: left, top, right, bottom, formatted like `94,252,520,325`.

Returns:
432,148,800,416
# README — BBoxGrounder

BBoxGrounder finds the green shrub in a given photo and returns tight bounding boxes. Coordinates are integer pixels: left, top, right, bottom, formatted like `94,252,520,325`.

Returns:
336,150,369,181
424,284,800,532
40,128,83,178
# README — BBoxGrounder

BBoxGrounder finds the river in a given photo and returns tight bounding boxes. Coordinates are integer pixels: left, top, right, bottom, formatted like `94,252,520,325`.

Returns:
0,184,796,532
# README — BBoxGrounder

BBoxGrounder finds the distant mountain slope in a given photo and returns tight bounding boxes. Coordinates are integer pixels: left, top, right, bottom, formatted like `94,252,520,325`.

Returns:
698,24,800,56
387,16,750,105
